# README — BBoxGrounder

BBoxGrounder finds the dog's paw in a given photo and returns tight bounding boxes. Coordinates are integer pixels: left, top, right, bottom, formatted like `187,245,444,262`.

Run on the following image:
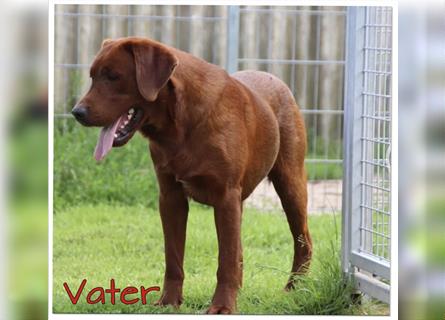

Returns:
154,291,183,308
284,273,304,291
207,283,237,314
284,279,296,291
206,304,233,314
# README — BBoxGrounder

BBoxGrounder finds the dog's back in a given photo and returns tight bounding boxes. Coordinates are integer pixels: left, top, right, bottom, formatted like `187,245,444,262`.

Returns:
232,70,307,162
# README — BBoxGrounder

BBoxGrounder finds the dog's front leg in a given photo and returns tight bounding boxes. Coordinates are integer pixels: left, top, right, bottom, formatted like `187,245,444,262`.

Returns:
154,173,189,308
207,188,242,314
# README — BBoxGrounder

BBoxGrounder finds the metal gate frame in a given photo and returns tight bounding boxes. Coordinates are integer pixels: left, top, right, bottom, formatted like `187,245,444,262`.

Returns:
341,6,392,304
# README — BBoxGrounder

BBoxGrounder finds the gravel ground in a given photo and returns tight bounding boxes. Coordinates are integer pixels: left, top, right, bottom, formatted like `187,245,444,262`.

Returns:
244,179,342,214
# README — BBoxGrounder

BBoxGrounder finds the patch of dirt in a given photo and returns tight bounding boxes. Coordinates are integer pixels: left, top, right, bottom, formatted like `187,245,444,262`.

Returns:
244,179,342,214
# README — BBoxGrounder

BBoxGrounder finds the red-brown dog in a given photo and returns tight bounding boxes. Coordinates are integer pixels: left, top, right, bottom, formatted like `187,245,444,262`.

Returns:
72,37,312,314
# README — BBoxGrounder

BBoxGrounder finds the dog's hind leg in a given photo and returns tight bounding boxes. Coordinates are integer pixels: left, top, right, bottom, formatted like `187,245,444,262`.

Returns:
269,164,312,290
268,131,312,290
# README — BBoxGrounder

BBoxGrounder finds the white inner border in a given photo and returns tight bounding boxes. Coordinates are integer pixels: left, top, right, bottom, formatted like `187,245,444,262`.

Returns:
48,1,398,319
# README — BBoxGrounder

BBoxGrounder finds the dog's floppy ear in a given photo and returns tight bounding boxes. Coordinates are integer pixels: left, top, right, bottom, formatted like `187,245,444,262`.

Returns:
130,40,178,102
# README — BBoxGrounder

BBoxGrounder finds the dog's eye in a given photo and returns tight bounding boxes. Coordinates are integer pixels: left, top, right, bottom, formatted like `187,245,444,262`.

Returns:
106,73,119,81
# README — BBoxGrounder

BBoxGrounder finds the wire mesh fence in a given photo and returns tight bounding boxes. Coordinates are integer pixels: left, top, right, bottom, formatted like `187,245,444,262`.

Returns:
54,5,347,213
360,6,392,263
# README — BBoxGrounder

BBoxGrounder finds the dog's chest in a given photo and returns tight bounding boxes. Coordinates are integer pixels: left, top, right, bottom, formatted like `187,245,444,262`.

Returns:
150,136,236,206
178,174,222,206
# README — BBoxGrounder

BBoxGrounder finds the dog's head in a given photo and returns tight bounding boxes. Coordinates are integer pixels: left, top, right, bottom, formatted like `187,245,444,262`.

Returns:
72,37,178,161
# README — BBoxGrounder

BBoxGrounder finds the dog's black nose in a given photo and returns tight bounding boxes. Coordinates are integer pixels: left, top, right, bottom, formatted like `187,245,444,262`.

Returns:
71,105,88,122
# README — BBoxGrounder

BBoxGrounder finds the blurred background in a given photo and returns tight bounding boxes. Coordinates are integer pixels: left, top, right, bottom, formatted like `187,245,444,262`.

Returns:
398,2,445,319
0,1,443,320
1,0,48,320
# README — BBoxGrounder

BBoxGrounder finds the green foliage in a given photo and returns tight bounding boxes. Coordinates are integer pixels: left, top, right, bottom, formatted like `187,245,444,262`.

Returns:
54,120,159,211
53,205,386,315
305,131,343,180
305,162,343,181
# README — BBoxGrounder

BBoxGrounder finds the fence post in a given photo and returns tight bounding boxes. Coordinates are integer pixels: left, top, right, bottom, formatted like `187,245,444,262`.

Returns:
341,7,366,276
226,5,240,74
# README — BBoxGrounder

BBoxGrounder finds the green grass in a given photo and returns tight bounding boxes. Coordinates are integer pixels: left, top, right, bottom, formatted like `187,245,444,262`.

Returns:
52,204,387,315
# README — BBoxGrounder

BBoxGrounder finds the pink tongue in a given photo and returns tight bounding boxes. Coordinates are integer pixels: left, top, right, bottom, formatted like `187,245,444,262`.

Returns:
94,114,127,162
